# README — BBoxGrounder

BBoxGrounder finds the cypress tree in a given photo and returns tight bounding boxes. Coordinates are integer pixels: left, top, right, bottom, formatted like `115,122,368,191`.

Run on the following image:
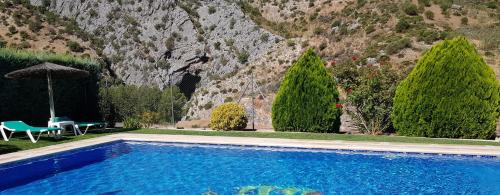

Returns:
392,37,500,139
272,49,341,133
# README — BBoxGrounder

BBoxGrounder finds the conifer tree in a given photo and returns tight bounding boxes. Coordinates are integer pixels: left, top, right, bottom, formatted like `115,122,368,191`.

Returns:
392,37,500,139
272,49,342,132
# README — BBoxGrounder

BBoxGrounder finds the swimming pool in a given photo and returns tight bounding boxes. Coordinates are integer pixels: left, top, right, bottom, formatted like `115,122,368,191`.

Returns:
1,141,499,194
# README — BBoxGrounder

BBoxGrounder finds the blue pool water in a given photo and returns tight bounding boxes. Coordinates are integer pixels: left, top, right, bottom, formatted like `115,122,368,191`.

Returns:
0,141,499,194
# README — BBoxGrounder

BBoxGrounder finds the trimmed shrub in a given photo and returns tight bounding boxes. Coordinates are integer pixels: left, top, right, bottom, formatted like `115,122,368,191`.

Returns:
392,37,500,139
210,102,248,130
272,49,342,133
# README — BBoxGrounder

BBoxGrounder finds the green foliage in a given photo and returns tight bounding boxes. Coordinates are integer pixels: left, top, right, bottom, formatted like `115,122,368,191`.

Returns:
331,60,360,89
403,2,419,16
418,0,431,7
208,6,216,14
417,29,442,44
272,49,342,133
461,17,468,25
392,37,500,139
425,10,434,20
0,38,6,48
486,1,497,9
237,50,249,64
237,1,299,38
210,102,248,131
158,86,188,123
385,37,412,55
344,65,404,135
0,48,100,125
67,41,84,53
99,85,187,123
123,117,142,129
140,111,160,128
395,19,410,33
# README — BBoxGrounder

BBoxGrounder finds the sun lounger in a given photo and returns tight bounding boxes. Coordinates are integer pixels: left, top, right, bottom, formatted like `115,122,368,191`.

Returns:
52,117,106,135
0,121,61,143
75,122,107,135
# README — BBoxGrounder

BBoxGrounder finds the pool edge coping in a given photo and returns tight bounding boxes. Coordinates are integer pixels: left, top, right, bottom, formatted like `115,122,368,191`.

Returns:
0,133,499,164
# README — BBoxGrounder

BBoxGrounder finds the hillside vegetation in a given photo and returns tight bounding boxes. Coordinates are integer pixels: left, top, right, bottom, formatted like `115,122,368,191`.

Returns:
0,1,96,58
246,0,499,77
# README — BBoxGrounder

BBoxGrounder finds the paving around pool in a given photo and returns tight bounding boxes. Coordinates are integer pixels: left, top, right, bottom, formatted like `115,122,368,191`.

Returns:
0,134,499,194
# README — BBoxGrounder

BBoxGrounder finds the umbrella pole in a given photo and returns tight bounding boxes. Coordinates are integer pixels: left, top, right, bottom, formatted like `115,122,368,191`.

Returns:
47,72,55,121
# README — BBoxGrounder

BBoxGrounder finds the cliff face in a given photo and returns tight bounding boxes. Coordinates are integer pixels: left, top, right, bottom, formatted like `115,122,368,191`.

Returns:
30,0,280,91
27,0,292,127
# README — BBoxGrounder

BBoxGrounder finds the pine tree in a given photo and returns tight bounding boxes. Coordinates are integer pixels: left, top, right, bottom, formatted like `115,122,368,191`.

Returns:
272,49,341,132
392,37,500,139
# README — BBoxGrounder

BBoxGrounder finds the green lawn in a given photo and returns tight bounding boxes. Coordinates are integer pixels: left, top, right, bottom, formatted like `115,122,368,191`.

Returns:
0,130,121,155
0,128,499,155
132,129,500,146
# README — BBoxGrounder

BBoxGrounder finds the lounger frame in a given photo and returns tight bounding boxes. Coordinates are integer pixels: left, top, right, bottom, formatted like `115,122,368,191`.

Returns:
0,122,57,143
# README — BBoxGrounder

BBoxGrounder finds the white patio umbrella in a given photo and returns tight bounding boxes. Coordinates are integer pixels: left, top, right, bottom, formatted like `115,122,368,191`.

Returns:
5,62,90,120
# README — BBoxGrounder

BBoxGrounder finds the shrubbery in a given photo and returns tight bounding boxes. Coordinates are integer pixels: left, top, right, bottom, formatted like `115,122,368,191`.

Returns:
140,111,161,128
403,2,419,16
210,102,248,130
123,117,142,129
343,64,403,134
272,49,342,133
392,37,500,139
99,84,187,125
67,41,84,53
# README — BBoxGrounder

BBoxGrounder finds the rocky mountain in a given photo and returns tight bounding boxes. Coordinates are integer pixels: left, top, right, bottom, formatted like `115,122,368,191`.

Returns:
1,0,498,129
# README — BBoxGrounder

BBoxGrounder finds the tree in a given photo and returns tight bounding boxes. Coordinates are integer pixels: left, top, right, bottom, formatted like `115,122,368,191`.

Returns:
344,65,403,135
159,86,187,123
392,37,500,139
272,49,342,133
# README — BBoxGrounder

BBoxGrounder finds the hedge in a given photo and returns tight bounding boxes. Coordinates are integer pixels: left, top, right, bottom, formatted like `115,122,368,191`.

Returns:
391,37,500,139
272,49,342,133
0,48,101,125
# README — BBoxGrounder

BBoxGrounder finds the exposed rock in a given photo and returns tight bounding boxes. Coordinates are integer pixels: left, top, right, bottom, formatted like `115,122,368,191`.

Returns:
29,0,286,126
30,0,281,94
366,57,377,65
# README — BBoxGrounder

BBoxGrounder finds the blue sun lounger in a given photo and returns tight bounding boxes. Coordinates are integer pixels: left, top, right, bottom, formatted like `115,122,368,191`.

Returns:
0,121,61,143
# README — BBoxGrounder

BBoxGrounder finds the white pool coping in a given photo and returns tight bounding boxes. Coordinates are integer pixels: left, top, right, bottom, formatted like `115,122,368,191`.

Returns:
1,133,499,164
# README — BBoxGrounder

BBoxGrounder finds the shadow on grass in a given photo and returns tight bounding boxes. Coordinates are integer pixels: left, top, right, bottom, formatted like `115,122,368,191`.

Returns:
86,128,138,134
0,144,21,154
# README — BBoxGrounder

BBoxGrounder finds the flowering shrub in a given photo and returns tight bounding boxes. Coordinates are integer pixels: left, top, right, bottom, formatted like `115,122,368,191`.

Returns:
210,102,248,131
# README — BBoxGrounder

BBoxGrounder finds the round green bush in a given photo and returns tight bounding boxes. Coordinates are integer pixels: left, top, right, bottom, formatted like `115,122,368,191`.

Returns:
272,49,342,133
392,37,500,139
210,102,248,131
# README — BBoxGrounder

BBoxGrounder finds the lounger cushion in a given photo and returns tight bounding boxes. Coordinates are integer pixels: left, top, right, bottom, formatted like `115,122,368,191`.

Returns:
76,122,106,127
2,121,61,132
